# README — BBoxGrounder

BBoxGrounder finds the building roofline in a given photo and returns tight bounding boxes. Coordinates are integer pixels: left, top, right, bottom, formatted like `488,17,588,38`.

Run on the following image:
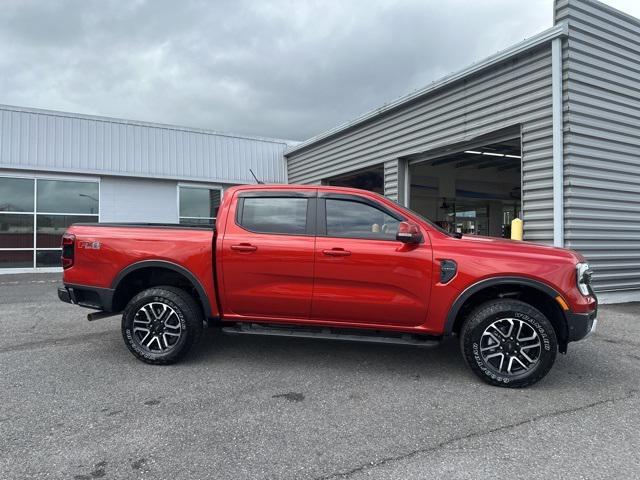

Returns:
0,103,297,146
580,0,640,29
285,23,568,156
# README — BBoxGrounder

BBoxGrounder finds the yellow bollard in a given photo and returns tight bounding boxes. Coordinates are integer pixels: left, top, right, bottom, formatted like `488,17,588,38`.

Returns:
511,218,523,241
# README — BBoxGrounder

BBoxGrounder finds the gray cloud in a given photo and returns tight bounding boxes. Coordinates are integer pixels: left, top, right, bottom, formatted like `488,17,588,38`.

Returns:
0,0,638,140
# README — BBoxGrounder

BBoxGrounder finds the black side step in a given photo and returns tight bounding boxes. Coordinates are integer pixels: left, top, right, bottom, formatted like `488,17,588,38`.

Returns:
221,323,441,348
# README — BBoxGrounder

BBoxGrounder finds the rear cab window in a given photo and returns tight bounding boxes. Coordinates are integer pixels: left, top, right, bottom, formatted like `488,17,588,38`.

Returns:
236,196,311,235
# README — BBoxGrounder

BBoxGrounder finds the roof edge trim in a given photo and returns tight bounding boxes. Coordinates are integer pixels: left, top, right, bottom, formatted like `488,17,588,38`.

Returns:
285,23,568,156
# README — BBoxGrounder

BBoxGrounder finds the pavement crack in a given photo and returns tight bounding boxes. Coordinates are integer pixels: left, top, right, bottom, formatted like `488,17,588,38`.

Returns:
315,389,639,480
0,331,114,354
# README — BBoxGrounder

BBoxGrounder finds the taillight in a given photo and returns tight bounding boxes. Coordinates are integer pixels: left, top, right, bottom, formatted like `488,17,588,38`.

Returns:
61,233,75,269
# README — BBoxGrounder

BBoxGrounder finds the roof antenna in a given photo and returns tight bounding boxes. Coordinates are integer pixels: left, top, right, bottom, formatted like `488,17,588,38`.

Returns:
249,169,264,184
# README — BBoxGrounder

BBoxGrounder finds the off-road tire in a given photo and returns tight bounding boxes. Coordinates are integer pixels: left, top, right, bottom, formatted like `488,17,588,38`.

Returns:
460,299,557,388
122,286,203,365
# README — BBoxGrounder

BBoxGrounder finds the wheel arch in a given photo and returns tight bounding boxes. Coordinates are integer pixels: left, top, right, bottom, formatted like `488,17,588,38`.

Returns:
445,276,569,349
111,260,212,317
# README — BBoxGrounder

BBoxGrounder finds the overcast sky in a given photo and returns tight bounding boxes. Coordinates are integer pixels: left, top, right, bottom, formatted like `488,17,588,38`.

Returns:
1,0,639,141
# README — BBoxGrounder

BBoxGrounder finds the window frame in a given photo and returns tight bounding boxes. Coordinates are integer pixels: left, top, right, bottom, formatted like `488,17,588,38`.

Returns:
177,183,223,225
0,173,100,271
234,191,316,237
317,194,405,242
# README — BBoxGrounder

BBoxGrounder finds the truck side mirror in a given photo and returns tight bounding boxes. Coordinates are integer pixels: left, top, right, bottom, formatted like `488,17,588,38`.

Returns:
396,221,422,244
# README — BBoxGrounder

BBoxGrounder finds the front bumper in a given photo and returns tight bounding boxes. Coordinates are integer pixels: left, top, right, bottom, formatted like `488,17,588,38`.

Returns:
566,308,597,342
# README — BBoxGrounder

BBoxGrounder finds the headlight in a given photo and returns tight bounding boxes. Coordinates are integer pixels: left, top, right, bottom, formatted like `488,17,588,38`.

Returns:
576,263,592,296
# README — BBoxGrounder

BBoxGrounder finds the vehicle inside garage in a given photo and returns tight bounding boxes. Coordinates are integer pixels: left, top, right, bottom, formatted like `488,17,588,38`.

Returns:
407,137,521,238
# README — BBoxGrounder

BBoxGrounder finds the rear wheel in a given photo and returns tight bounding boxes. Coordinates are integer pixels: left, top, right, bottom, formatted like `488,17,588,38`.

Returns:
122,286,203,365
460,299,557,388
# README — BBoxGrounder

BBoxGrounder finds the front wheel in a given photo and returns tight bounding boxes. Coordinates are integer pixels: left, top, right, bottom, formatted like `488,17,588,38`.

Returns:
122,286,203,365
460,299,557,388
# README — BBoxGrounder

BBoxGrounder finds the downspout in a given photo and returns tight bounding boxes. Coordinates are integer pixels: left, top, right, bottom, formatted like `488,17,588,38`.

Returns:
552,37,564,247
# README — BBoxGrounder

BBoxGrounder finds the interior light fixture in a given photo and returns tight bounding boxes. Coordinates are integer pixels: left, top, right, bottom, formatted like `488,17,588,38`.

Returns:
481,152,505,157
464,150,482,154
505,154,522,159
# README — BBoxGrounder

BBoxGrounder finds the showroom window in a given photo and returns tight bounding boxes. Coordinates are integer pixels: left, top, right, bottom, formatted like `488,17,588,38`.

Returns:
0,176,99,269
178,186,222,225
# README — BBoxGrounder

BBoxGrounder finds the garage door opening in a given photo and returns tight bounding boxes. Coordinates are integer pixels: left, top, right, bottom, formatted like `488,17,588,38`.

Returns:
322,165,384,194
408,137,521,238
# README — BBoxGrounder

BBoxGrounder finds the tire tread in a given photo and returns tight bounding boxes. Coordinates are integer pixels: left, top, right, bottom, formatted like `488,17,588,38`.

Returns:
460,299,557,388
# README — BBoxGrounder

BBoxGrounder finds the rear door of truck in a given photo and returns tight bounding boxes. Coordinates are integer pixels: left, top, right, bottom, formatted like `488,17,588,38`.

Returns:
219,189,316,319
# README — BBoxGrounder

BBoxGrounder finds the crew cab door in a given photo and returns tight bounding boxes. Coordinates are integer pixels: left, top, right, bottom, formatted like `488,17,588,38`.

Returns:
312,193,433,327
220,190,316,319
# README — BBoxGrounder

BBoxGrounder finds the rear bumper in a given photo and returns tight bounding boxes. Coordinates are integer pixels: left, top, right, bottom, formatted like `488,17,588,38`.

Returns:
566,308,598,342
58,284,115,311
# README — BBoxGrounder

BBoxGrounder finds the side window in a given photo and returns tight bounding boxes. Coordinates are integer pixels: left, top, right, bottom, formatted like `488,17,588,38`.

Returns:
239,197,308,234
325,199,400,240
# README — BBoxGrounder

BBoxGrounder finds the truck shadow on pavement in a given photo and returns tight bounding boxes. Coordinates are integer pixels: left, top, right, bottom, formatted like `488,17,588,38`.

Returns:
188,326,471,376
172,326,624,389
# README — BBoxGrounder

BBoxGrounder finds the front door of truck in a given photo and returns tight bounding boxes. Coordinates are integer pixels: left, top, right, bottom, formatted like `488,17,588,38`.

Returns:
311,193,432,327
220,190,316,319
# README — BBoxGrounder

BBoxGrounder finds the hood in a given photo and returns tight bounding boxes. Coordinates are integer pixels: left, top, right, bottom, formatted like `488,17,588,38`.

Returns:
452,234,584,262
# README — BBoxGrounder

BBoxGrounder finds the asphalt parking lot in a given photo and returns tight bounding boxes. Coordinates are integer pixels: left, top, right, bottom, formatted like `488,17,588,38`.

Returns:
1,273,639,479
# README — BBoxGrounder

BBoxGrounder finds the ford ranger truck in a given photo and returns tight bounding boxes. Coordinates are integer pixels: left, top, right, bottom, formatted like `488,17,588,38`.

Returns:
58,185,597,388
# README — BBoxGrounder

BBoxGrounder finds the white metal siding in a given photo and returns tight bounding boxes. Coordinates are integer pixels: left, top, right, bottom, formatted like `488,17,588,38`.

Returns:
99,177,179,223
0,105,289,185
287,47,556,243
556,0,640,293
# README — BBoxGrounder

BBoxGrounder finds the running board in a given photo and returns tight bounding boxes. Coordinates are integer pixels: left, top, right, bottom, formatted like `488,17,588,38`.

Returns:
221,323,441,348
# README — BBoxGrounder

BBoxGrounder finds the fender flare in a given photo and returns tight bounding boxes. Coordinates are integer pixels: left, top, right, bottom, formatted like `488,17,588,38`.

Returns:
443,276,565,335
111,260,212,316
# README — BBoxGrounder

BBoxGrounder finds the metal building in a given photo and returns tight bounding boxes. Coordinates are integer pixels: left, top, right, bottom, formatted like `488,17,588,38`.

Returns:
0,104,290,272
285,0,640,304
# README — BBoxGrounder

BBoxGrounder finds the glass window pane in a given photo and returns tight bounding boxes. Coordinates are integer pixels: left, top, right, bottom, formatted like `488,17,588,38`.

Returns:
326,199,400,241
36,215,98,248
0,250,33,268
179,187,221,218
36,180,99,214
0,177,34,212
36,250,62,268
240,198,307,234
0,214,34,248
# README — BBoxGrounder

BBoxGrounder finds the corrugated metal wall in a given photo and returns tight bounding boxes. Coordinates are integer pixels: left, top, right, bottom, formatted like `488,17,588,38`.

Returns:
0,105,289,185
556,0,640,294
286,46,557,244
100,177,179,223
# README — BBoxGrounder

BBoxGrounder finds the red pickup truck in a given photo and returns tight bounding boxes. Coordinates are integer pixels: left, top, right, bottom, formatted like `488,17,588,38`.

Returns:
58,184,597,387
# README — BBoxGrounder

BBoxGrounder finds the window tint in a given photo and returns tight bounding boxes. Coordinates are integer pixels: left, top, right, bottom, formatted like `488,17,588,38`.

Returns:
0,214,34,248
0,251,33,268
37,180,99,214
240,197,307,234
179,187,221,220
0,177,34,212
36,250,62,268
325,199,400,240
0,176,100,269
